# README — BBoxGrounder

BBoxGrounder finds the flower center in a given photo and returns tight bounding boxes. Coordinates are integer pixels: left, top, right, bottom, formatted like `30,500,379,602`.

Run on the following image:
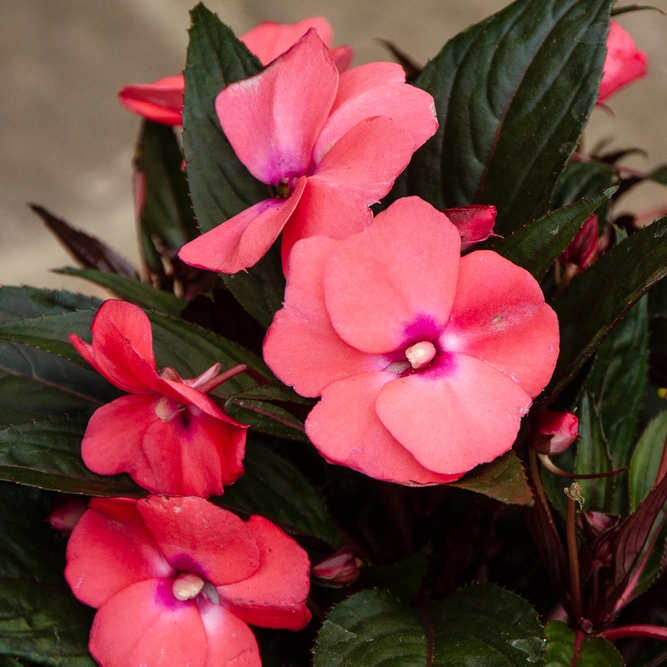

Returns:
172,573,205,601
275,177,292,199
405,341,437,370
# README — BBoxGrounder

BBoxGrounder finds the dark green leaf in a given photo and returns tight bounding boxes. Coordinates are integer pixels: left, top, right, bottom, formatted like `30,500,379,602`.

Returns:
55,268,186,317
629,411,667,513
30,205,138,279
574,392,614,512
611,4,665,16
0,287,100,323
0,416,141,497
221,242,285,329
135,120,198,251
407,0,613,236
552,160,615,210
224,383,313,406
647,164,667,186
361,548,430,605
226,399,309,443
182,3,267,234
491,189,615,281
544,621,623,666
314,584,544,667
451,451,534,506
544,217,667,402
216,436,342,547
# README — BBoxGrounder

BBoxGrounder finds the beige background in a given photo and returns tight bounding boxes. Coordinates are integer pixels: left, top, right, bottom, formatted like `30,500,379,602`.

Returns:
2,0,666,295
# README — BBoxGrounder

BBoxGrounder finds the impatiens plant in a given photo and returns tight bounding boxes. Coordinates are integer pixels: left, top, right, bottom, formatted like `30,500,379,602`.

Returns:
3,1,667,666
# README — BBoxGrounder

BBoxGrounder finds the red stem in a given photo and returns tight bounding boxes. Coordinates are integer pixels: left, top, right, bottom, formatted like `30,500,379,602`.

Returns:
566,495,583,624
570,629,585,667
603,625,667,642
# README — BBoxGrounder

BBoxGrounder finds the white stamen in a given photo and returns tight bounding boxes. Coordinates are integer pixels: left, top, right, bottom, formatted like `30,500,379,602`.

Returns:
172,573,205,601
405,341,437,370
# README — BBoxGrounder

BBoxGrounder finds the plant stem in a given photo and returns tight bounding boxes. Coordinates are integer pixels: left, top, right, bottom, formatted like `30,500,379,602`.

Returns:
566,494,583,624
603,624,667,642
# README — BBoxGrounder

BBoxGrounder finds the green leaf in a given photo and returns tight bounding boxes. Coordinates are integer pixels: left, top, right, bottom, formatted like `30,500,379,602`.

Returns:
491,189,615,281
221,242,286,329
451,451,534,506
407,0,613,236
216,435,342,547
361,548,430,605
647,164,667,186
135,120,198,251
544,217,667,402
544,621,623,666
552,160,615,210
574,392,614,512
314,584,545,667
0,416,142,497
0,484,96,667
226,399,309,443
55,268,186,317
182,3,267,234
0,287,100,323
629,410,667,512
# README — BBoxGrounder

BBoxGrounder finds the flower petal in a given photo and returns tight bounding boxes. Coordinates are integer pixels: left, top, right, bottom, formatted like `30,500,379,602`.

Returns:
280,116,414,268
264,236,388,397
598,21,648,103
178,180,306,275
305,371,459,484
376,354,532,475
138,496,260,586
216,30,338,185
332,46,354,72
118,74,184,125
324,197,461,354
313,62,437,161
89,578,207,667
65,499,172,609
199,600,261,667
440,250,559,397
240,18,333,65
69,300,161,394
216,516,311,630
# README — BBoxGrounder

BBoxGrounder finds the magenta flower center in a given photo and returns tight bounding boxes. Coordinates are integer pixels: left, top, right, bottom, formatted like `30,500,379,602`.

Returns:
405,341,437,369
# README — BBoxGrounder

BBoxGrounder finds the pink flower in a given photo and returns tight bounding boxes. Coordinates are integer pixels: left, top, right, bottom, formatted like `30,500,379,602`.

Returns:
65,496,311,667
68,300,248,498
178,30,437,275
118,17,353,126
263,197,560,485
530,410,579,455
311,547,360,587
560,214,599,271
442,204,498,252
598,21,647,103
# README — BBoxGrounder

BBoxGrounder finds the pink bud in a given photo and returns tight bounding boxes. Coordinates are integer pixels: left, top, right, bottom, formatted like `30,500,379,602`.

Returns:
560,215,599,271
442,205,497,252
48,496,88,533
598,21,648,104
312,547,360,586
530,410,579,455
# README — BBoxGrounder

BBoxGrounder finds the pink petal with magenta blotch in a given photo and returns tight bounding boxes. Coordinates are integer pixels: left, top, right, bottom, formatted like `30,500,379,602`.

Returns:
306,371,461,485
65,498,172,609
216,516,312,630
216,30,338,185
264,236,389,398
240,18,333,65
313,62,437,162
138,496,259,586
178,178,306,275
280,116,414,269
441,250,559,398
376,354,532,475
89,578,207,667
324,197,461,354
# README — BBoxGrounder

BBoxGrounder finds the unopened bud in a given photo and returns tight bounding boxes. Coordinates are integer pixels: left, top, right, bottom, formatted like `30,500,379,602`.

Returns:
48,496,88,533
530,410,579,455
560,215,599,271
312,547,360,587
442,205,497,252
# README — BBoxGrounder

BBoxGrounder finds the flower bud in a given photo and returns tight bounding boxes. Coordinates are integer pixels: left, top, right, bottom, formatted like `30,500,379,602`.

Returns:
530,410,579,455
560,215,599,272
311,547,360,587
48,496,88,533
442,205,497,252
598,21,648,103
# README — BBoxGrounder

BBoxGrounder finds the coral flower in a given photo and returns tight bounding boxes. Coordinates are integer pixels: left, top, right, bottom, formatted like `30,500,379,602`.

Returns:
178,29,438,275
118,17,353,126
598,21,647,103
264,197,560,485
65,496,311,667
68,300,248,498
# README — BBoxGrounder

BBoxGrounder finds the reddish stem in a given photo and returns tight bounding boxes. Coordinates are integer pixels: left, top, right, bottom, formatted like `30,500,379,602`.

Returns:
603,624,667,642
566,495,583,624
655,431,667,487
570,629,585,667
538,454,626,479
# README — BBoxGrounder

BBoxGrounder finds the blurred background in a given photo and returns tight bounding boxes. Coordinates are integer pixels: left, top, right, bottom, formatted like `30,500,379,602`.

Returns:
2,0,666,294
